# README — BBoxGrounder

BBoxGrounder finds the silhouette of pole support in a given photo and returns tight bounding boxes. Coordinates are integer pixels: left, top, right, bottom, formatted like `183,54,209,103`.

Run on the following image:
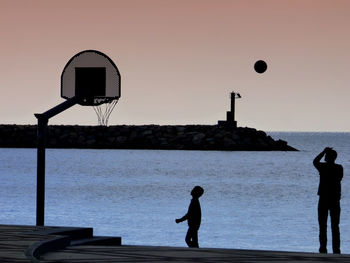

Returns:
34,96,79,226
35,114,47,226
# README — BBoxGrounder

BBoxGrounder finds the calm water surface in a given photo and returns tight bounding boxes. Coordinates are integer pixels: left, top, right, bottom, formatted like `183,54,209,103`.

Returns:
0,132,350,253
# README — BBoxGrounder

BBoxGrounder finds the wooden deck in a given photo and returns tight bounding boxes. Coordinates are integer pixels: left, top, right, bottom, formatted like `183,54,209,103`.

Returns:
1,224,349,262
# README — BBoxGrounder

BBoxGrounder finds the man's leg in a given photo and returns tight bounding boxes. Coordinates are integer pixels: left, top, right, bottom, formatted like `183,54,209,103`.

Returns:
318,198,328,253
330,201,341,254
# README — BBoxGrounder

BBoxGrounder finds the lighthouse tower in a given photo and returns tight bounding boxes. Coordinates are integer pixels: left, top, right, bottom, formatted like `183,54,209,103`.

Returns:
218,91,241,128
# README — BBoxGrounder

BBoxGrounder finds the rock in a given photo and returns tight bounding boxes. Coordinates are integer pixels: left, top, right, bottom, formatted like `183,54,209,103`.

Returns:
86,139,96,146
192,133,206,145
116,136,127,144
107,137,115,143
142,130,153,136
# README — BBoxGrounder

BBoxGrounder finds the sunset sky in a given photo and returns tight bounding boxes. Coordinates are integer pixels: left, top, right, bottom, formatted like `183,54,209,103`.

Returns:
1,0,349,131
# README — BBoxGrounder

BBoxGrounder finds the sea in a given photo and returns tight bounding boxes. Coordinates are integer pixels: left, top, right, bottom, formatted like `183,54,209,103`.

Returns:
0,132,350,253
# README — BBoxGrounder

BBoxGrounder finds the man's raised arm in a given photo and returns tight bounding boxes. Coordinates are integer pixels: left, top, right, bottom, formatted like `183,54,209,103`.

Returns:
313,147,331,168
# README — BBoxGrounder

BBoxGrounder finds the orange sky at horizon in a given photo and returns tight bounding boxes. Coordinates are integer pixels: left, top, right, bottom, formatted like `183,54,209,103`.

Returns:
1,0,350,131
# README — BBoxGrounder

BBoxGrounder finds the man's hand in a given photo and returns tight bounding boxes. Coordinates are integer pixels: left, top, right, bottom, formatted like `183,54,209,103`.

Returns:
175,219,181,224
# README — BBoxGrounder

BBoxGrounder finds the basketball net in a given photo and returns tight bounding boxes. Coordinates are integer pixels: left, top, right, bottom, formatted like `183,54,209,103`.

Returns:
93,99,118,126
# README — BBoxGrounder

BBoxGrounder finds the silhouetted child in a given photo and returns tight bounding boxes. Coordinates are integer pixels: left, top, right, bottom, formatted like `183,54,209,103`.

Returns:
175,186,204,248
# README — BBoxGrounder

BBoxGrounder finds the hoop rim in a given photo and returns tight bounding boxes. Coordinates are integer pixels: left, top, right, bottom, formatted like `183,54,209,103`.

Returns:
78,96,119,106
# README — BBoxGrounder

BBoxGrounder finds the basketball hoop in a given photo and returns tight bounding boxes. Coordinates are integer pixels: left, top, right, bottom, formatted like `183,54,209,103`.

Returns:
35,49,121,226
93,99,118,126
61,50,121,125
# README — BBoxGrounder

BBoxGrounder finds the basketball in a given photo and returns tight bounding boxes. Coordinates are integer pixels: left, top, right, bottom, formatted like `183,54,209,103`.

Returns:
254,60,267,74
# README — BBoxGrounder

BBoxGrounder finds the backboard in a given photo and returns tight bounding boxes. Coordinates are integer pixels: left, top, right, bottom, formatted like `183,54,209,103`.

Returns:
61,50,121,106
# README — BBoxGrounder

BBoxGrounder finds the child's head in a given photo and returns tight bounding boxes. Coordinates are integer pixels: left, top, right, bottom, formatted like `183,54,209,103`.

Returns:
191,186,204,198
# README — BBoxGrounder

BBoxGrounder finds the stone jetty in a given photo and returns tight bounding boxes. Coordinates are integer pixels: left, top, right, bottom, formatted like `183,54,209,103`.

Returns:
0,124,297,151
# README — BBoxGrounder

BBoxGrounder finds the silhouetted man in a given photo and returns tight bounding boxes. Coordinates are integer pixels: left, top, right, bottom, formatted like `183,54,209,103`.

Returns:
313,147,343,254
175,186,204,248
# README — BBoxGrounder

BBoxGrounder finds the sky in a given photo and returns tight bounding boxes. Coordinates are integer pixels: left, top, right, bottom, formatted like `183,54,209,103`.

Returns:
1,0,349,131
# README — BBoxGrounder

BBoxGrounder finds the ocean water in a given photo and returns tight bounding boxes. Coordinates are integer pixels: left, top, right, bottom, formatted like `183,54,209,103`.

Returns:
0,132,350,253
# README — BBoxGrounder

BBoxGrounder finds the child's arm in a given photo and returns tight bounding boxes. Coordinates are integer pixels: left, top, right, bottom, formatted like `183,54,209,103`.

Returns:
175,213,188,223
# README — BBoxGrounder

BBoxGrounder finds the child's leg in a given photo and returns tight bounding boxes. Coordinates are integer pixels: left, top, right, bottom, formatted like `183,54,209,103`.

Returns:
191,229,199,248
185,228,199,248
185,228,192,247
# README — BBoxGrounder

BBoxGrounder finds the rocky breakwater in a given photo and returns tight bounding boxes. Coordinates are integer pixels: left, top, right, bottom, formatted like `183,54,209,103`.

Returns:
0,124,297,151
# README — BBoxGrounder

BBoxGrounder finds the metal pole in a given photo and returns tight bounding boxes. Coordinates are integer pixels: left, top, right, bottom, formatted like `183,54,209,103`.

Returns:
34,96,79,226
35,114,48,226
